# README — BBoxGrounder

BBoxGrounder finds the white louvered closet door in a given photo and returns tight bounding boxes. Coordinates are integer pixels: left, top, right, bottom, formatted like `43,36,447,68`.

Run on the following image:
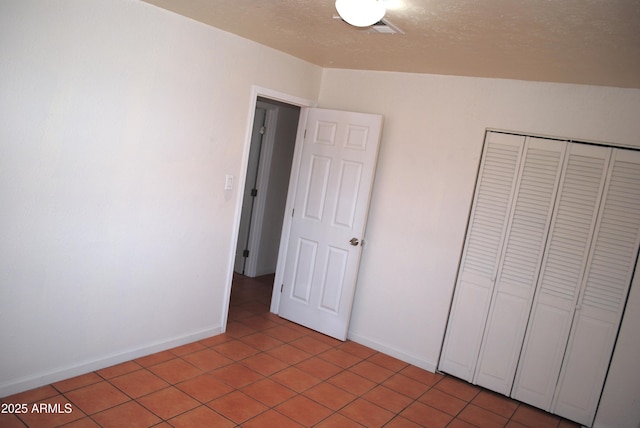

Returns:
472,138,567,395
512,143,611,412
551,149,640,426
438,132,525,381
441,133,640,427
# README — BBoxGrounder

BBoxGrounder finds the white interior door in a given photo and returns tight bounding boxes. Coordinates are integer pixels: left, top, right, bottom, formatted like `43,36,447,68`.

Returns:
512,143,611,411
551,149,640,426
235,107,267,274
473,137,567,394
438,132,525,381
277,108,383,340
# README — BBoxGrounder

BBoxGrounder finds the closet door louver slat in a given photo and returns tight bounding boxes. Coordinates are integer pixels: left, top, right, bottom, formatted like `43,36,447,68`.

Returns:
438,132,524,381
473,138,566,394
511,144,611,412
552,150,640,426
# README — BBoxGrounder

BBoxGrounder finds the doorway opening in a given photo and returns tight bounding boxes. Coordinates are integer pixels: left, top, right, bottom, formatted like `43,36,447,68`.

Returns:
232,96,300,298
226,88,383,341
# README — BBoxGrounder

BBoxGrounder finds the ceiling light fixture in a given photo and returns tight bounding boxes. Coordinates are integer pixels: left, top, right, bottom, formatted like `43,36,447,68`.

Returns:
335,0,386,27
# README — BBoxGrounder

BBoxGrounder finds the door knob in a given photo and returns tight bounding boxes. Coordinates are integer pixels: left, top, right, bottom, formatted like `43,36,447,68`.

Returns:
349,238,359,246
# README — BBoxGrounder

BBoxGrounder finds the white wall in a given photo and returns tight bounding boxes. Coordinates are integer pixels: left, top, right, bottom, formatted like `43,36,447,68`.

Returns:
317,69,640,427
2,1,639,425
0,0,321,396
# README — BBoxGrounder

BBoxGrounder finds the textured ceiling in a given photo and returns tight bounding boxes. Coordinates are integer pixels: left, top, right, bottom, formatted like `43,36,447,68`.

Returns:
141,0,640,89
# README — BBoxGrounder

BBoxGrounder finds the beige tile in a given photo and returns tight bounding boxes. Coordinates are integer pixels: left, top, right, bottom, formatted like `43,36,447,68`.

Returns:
340,398,395,427
92,401,160,428
276,395,333,426
65,382,128,415
109,369,168,399
207,391,268,424
137,387,199,420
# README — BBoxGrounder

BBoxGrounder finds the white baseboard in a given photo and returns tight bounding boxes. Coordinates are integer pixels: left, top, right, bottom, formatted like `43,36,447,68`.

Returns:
347,331,438,373
0,325,223,398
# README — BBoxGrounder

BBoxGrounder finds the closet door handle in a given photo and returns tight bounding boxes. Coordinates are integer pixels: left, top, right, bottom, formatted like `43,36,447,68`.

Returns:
349,238,359,246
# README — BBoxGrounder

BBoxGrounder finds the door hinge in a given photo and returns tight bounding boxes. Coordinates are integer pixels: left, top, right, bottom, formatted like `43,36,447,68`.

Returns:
251,188,258,197
292,208,295,217
243,249,250,258
281,283,284,293
304,129,307,139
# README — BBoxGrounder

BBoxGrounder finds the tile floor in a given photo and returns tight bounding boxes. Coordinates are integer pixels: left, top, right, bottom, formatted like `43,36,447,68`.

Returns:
1,274,581,427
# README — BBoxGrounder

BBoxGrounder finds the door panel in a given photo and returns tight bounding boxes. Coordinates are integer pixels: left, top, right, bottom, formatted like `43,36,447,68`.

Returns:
438,132,525,381
333,161,363,228
304,155,331,220
319,246,348,313
474,138,566,394
512,143,611,410
439,274,497,380
552,307,618,425
278,108,383,340
552,150,640,425
511,292,576,407
290,238,317,303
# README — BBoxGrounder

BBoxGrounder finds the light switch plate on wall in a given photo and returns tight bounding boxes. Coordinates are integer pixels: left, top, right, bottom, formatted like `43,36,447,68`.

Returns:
224,174,234,190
